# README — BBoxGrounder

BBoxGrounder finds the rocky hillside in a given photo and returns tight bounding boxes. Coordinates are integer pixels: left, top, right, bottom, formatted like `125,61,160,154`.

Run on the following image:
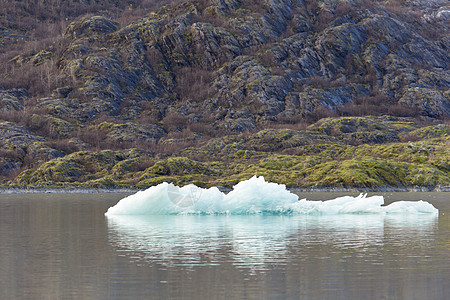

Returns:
0,0,449,190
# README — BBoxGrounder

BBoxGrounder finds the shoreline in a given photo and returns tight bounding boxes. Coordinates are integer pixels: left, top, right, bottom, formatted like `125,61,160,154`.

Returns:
0,185,448,194
290,186,450,193
0,187,140,194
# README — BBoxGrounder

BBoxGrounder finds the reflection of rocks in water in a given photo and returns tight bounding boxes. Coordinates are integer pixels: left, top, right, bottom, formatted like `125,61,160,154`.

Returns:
106,214,437,272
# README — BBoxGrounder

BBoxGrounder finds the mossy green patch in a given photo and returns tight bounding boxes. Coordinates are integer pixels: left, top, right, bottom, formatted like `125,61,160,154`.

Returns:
407,124,450,139
7,117,450,190
148,157,214,176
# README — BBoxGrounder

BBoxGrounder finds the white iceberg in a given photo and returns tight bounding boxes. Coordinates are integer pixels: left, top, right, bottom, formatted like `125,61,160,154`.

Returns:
104,176,439,216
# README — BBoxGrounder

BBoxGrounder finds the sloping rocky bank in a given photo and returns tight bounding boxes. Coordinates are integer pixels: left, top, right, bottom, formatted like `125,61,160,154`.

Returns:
0,0,448,190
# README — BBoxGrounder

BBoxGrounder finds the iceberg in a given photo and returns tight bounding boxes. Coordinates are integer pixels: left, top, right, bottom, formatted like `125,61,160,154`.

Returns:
104,176,439,216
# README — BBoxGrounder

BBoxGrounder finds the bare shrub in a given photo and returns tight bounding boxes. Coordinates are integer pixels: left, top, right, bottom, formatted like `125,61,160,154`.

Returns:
0,149,22,160
259,50,275,67
344,54,356,75
335,1,353,18
355,94,390,106
145,46,165,73
266,121,309,131
0,110,23,123
303,0,318,15
308,76,330,89
335,94,391,117
162,111,189,132
0,57,67,97
271,66,285,76
400,133,421,143
316,10,334,31
306,106,336,123
129,159,155,172
47,139,79,154
337,103,385,117
174,66,214,102
155,140,196,155
187,121,214,135
240,0,266,14
76,126,109,150
388,103,421,117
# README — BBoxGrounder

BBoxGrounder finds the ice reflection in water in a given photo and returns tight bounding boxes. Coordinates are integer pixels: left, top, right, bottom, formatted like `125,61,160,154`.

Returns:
107,213,438,272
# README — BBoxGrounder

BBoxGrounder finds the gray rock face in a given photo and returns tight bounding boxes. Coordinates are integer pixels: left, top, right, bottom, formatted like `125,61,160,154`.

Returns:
188,22,242,68
56,15,168,122
99,122,167,145
65,16,119,39
0,122,45,147
2,0,449,142
0,122,64,176
308,115,424,144
52,1,449,128
399,88,450,118
0,89,27,111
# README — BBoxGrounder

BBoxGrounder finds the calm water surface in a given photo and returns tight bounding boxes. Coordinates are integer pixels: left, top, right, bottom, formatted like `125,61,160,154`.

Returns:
0,192,449,299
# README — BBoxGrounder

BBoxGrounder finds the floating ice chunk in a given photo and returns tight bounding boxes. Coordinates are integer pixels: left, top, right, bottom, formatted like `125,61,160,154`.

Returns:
288,194,385,215
104,176,439,216
383,200,439,214
104,182,223,215
105,182,171,215
221,176,298,214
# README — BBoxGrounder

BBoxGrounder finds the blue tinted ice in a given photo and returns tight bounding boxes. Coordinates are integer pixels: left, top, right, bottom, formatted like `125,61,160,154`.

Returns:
105,176,438,215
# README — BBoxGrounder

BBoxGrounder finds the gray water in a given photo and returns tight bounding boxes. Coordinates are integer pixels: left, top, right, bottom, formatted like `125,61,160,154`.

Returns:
0,192,449,300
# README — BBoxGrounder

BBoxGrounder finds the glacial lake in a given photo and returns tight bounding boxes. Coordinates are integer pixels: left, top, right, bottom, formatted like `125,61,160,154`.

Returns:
0,192,449,299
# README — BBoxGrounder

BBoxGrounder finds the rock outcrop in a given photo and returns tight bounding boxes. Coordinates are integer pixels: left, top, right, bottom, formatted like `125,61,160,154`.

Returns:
1,0,449,189
21,0,446,129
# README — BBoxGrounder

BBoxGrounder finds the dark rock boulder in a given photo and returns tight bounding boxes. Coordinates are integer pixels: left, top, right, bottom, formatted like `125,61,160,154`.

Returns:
65,16,119,39
399,88,450,118
0,89,28,111
98,122,167,145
